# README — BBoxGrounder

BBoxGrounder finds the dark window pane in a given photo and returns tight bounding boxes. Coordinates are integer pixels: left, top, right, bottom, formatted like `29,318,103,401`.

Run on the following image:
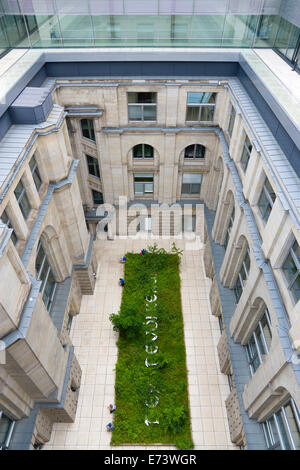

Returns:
184,144,195,158
19,192,31,219
133,144,143,158
186,106,199,121
128,105,142,120
291,275,300,303
143,105,156,121
144,144,154,158
195,144,205,158
276,410,292,450
282,253,298,286
92,190,103,205
284,403,300,450
81,119,95,141
86,155,100,178
191,183,201,194
14,181,23,200
200,106,214,121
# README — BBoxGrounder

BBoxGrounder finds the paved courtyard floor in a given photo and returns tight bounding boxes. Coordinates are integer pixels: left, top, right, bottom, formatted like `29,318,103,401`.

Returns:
44,237,236,450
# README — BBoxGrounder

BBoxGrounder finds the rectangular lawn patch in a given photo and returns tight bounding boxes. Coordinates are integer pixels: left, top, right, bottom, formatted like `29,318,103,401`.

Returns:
110,248,193,450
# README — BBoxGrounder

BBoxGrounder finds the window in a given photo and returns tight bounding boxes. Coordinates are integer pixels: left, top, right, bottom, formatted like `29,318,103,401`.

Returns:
81,119,95,141
218,314,224,334
228,105,236,138
33,440,44,450
1,210,18,245
128,92,156,121
282,239,300,303
133,144,154,159
14,179,31,220
233,248,250,303
134,173,154,195
224,205,235,250
240,135,252,172
246,309,272,375
184,144,206,159
227,374,234,392
0,410,15,450
263,399,300,450
92,190,104,205
181,173,202,195
36,242,57,313
137,216,152,232
29,155,42,192
66,313,73,334
86,155,100,178
182,214,196,232
186,92,216,122
258,177,276,222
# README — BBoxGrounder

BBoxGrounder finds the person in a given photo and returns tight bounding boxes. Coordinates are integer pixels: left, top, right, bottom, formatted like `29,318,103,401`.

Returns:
108,404,116,413
120,256,126,263
106,423,115,432
140,249,146,255
119,278,125,286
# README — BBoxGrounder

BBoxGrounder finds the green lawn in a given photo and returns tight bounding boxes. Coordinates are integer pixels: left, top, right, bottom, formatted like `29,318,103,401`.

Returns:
110,246,193,450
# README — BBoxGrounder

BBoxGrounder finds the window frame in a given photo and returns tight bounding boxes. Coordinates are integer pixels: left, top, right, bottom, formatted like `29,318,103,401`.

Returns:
181,173,203,195
92,190,104,205
224,205,235,250
281,239,300,303
186,92,216,122
36,241,57,313
228,105,236,138
245,309,272,375
81,119,95,142
132,144,154,159
128,92,157,122
14,179,31,220
134,173,154,196
184,144,206,159
258,177,276,223
262,399,300,450
29,155,42,192
86,154,100,178
233,248,250,303
240,134,253,173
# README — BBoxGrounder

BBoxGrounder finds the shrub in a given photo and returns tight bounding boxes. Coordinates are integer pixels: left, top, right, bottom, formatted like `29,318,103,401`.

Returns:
161,405,187,434
110,312,144,339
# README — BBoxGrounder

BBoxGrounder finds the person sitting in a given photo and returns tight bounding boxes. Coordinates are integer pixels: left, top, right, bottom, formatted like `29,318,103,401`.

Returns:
106,423,115,432
140,249,146,255
120,256,126,264
119,278,125,287
108,404,116,413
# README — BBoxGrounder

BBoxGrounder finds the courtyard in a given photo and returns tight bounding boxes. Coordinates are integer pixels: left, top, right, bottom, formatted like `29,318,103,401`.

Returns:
44,237,235,450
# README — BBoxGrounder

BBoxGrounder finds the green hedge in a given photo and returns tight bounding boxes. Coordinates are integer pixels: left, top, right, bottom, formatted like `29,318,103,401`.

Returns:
110,246,193,450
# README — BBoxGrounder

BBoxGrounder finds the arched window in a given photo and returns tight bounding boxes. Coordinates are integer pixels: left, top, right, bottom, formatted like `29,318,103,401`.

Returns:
133,144,154,159
36,241,57,312
246,307,272,375
184,144,205,159
224,205,235,250
233,243,250,303
262,398,300,450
